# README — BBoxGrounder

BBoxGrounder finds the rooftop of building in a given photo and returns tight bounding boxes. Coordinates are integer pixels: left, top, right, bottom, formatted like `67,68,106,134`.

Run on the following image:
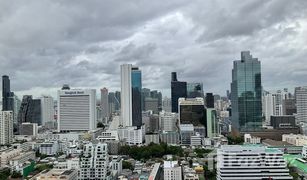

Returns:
164,161,179,168
262,139,292,146
284,154,307,173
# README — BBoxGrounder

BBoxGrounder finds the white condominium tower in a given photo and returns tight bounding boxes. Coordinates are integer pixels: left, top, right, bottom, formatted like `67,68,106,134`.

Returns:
79,142,109,179
0,111,13,145
57,89,96,132
217,145,292,180
40,95,54,126
295,87,307,124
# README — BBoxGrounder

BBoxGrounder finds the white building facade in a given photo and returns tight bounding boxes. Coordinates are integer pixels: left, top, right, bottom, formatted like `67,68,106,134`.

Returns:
217,145,292,180
40,96,54,126
164,161,182,180
159,111,177,131
79,142,109,180
57,89,96,132
0,111,13,145
295,87,307,124
120,64,133,127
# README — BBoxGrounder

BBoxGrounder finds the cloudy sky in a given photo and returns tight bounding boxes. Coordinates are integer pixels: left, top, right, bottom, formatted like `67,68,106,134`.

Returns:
0,0,307,99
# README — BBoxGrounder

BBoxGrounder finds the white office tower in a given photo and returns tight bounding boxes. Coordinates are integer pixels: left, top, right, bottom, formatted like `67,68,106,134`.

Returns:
121,64,133,127
0,111,13,145
295,87,307,124
159,111,177,131
164,161,182,180
80,142,109,180
262,90,288,125
41,95,54,126
262,92,275,125
100,87,109,124
217,145,292,180
57,89,96,132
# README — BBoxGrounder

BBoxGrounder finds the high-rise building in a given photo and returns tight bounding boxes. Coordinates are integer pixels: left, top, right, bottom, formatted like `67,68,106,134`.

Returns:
205,93,214,108
217,145,292,180
231,51,262,132
0,111,13,145
120,64,142,127
295,87,307,124
17,95,42,126
206,108,218,138
283,98,296,116
171,72,187,113
100,87,109,124
79,142,110,180
12,95,21,128
2,75,14,111
20,122,38,136
178,98,206,127
40,96,54,126
115,91,121,111
162,97,172,112
144,97,159,114
57,89,96,132
187,82,204,98
108,92,116,115
159,111,177,132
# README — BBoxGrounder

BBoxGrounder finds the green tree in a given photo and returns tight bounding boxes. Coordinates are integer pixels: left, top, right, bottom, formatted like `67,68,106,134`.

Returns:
97,122,105,129
122,161,134,170
0,168,11,180
11,171,22,178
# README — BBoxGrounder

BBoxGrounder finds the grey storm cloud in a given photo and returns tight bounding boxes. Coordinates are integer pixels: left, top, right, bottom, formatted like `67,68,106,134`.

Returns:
0,0,307,99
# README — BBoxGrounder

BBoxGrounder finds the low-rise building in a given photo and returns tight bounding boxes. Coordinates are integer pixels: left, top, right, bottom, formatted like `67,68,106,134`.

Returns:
0,147,22,167
282,134,307,146
9,151,35,168
244,134,261,144
39,141,59,155
36,169,78,180
164,161,182,180
160,131,179,145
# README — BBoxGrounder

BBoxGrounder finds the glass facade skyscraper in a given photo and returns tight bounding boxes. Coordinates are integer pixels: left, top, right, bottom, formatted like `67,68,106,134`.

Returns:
231,51,262,132
171,72,187,113
2,75,14,111
120,64,142,128
187,82,204,98
131,67,142,127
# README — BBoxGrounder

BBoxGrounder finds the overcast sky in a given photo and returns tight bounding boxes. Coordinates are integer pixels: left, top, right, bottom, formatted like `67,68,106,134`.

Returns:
0,0,307,99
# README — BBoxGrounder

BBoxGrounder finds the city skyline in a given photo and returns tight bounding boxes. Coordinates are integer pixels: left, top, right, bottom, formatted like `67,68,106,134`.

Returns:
0,1,307,98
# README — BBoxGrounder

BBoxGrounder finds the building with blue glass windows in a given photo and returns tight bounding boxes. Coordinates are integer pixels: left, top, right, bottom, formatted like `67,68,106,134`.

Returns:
231,51,262,132
120,64,142,128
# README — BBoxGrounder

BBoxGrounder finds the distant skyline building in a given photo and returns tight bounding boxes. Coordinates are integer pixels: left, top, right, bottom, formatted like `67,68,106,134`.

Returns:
40,96,54,126
100,87,109,124
2,75,14,111
17,95,42,126
0,111,13,145
231,51,262,132
205,93,214,108
159,111,177,132
171,72,187,113
295,87,307,124
178,98,206,127
187,82,204,98
57,89,96,132
120,64,142,127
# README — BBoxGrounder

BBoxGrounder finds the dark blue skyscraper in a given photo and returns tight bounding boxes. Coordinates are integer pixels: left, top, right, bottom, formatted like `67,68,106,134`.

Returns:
2,75,14,111
171,72,187,113
131,67,142,127
231,51,262,132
